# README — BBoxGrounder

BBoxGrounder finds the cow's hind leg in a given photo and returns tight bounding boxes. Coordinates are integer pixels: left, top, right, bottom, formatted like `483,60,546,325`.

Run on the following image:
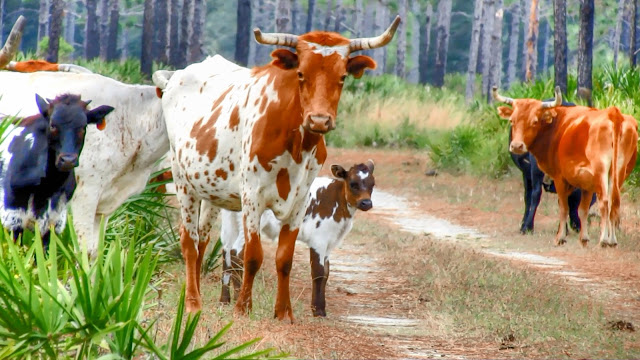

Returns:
577,190,594,246
196,202,219,294
310,248,327,317
235,211,263,315
274,224,299,323
175,185,203,312
220,249,232,304
230,247,244,300
554,180,571,246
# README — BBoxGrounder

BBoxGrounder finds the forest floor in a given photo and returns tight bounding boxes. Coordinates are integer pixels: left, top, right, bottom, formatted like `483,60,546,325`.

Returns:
153,147,640,359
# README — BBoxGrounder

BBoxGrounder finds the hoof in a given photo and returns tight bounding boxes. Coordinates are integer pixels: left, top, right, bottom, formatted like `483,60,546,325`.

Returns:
579,238,589,247
185,297,202,313
312,309,327,317
274,308,295,324
234,298,252,315
555,238,567,246
219,294,231,304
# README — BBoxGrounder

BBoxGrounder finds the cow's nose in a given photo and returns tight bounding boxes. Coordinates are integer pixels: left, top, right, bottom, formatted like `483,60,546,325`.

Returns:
357,199,372,211
57,154,78,170
509,141,527,154
308,115,334,134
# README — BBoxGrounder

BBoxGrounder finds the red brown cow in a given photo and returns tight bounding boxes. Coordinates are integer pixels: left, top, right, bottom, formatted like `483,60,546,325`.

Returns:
153,17,400,321
494,86,638,247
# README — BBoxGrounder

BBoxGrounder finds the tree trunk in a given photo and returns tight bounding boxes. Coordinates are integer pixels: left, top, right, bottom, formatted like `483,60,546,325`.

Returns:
254,0,274,65
306,0,315,32
520,0,531,80
276,0,291,32
188,0,205,63
432,0,452,87
291,0,299,33
630,0,637,67
99,0,109,59
141,0,153,77
554,0,568,94
525,0,538,82
577,0,594,105
235,0,252,66
47,0,64,62
178,0,193,68
153,0,169,63
0,0,4,45
38,0,50,53
539,0,550,74
418,2,433,84
333,0,342,32
465,0,484,102
612,0,625,69
408,0,420,83
85,0,100,59
64,0,78,54
373,0,386,75
488,0,504,100
106,0,119,61
505,3,520,89
324,0,333,30
363,1,375,58
121,25,129,60
355,0,364,36
395,0,407,78
169,0,181,66
481,0,495,95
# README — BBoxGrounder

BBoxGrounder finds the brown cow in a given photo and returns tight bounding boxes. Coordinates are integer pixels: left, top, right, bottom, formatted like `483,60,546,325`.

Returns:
494,86,637,247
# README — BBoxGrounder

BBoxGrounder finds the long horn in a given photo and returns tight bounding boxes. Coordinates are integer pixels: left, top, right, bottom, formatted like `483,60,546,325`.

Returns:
541,86,562,108
253,29,298,48
57,64,94,74
491,86,514,105
349,15,401,52
0,15,26,68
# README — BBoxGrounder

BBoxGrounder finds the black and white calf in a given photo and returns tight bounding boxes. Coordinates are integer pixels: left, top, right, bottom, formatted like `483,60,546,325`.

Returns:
0,94,114,248
219,161,376,317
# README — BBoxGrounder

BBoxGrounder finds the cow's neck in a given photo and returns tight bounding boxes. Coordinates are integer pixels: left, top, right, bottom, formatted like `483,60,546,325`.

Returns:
527,112,564,174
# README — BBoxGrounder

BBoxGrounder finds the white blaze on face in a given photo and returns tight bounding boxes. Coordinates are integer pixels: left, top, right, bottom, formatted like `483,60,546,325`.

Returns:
357,170,369,180
306,41,349,59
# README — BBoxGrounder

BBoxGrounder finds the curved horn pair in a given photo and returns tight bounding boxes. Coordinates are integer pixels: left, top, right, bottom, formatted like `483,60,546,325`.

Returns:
0,16,26,68
253,15,401,53
492,86,563,108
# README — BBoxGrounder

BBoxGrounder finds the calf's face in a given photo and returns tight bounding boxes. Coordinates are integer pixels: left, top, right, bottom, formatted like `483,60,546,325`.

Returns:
36,94,114,171
331,160,375,211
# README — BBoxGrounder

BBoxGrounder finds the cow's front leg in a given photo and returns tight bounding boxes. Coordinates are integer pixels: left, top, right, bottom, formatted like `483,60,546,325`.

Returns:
310,248,327,317
196,202,219,293
274,224,299,322
554,180,571,246
175,185,202,313
235,211,263,315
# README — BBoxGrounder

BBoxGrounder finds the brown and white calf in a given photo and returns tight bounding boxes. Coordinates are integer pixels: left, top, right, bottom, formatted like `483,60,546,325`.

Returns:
153,17,399,322
220,161,375,317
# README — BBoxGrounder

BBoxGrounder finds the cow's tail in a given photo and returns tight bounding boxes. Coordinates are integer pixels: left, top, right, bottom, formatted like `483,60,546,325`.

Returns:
152,70,175,90
57,64,94,74
608,106,625,226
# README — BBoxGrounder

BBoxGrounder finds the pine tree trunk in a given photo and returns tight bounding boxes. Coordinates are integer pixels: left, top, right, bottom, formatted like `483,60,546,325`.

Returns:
38,0,49,51
539,0,550,74
188,0,205,63
235,0,251,66
99,0,109,59
64,0,78,53
395,0,407,78
85,0,100,59
408,0,420,83
306,0,315,32
178,0,192,68
505,3,520,89
613,0,625,68
630,0,637,67
481,0,495,95
254,0,274,65
465,0,484,102
418,3,432,84
106,0,119,61
169,0,181,66
363,1,375,58
333,0,342,32
520,0,531,80
154,0,169,63
324,0,333,30
381,4,390,74
121,25,129,60
432,0,452,87
47,0,64,62
577,0,594,105
141,0,153,77
554,0,568,94
373,0,386,75
525,0,538,82
355,0,364,36
276,0,291,32
488,0,504,100
291,0,299,33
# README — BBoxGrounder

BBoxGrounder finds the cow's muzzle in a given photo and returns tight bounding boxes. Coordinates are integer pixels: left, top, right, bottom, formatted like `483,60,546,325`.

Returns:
357,199,372,211
306,114,335,134
509,141,527,155
56,153,78,171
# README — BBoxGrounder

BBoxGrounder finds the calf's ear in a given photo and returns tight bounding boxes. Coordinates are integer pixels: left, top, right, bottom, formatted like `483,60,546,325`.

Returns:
331,164,348,179
35,94,49,117
86,105,115,131
271,49,298,70
366,159,375,173
497,106,513,119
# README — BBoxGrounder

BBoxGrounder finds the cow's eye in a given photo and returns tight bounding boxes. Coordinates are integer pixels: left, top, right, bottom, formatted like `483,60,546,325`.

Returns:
350,182,359,190
339,74,347,83
297,71,304,81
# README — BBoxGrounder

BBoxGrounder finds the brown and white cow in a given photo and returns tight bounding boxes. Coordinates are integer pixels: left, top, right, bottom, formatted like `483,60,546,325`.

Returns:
494,86,638,247
220,161,375,317
153,17,400,321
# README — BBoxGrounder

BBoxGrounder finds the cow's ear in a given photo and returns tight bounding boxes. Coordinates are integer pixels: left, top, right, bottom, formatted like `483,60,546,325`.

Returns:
271,49,298,70
366,159,375,173
86,105,115,131
497,106,513,119
331,164,348,179
35,94,49,117
541,109,557,124
347,55,376,79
